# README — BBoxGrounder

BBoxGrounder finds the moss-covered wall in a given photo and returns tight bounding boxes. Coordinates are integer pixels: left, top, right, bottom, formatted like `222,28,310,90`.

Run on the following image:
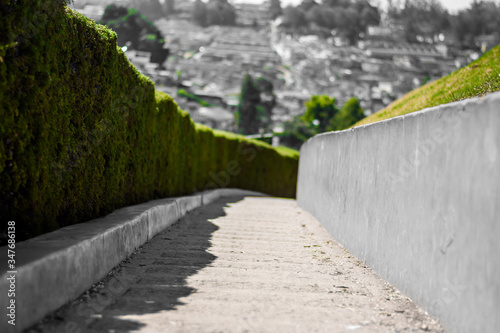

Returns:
0,0,299,240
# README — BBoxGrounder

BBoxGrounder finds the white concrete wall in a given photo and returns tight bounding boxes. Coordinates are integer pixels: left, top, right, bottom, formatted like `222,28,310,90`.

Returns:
297,92,500,333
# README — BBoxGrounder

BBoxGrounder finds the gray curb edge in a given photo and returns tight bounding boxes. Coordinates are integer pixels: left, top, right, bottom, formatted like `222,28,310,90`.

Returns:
0,188,266,332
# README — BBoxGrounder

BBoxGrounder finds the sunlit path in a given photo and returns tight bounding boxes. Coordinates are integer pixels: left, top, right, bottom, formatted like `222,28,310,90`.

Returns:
30,196,443,333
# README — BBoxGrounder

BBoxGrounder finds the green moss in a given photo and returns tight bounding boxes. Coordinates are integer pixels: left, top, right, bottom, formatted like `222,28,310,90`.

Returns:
0,1,299,240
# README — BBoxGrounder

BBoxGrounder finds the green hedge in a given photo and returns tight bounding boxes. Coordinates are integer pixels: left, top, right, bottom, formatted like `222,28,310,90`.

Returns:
0,1,299,240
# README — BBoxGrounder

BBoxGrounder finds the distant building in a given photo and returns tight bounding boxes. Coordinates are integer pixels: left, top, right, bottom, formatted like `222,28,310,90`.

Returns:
366,43,445,61
73,4,104,21
476,34,499,53
199,28,281,67
190,106,234,131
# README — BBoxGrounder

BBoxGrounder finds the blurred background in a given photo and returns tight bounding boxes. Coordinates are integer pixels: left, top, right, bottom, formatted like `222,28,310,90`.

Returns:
70,0,500,149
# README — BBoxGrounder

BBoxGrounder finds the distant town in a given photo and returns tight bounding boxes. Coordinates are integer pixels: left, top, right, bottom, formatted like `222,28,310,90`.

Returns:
70,0,495,138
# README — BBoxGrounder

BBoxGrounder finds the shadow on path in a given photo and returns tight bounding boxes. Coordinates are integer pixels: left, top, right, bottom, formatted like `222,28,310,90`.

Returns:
30,195,248,333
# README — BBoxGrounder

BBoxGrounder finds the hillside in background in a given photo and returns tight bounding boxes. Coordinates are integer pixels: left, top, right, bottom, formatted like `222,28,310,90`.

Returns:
352,45,500,127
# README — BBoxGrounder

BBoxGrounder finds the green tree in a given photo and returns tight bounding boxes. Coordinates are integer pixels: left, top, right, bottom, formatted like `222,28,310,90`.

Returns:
279,116,316,150
329,97,365,131
302,95,339,133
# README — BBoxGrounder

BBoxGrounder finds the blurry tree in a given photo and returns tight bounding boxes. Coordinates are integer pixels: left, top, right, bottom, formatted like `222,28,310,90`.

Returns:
100,5,165,51
279,117,316,150
284,0,381,45
297,0,319,12
335,6,359,44
193,0,236,26
329,97,365,131
255,77,277,132
192,0,207,27
281,6,307,30
320,6,340,30
448,1,500,49
388,0,449,43
323,0,351,7
237,74,276,134
206,0,237,26
238,74,262,135
302,95,339,133
129,0,165,21
101,4,128,21
357,0,381,33
165,0,175,14
280,96,365,149
305,5,326,28
269,0,283,19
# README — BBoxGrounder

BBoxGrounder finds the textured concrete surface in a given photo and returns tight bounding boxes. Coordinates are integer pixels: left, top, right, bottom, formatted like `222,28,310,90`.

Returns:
29,196,443,333
297,92,500,333
0,189,264,333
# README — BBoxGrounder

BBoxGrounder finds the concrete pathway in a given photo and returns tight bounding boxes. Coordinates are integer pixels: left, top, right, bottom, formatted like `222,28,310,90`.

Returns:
29,195,444,332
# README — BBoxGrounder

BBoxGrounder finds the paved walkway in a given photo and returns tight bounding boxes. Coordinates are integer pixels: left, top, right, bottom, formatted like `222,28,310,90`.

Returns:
30,195,444,332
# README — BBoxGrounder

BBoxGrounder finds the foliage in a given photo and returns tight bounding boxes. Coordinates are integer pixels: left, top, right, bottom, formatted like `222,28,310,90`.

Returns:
281,6,307,30
279,0,499,49
129,0,165,21
192,0,208,26
165,0,175,15
329,97,365,131
280,96,365,149
388,0,450,43
279,117,316,151
192,0,236,27
281,0,380,44
99,4,165,52
254,77,276,132
353,44,500,127
237,74,261,135
449,0,500,49
302,95,339,133
388,0,500,47
269,0,282,20
0,1,299,241
237,75,276,134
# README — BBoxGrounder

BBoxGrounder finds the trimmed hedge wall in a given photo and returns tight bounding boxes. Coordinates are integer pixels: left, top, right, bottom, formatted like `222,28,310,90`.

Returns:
0,1,299,240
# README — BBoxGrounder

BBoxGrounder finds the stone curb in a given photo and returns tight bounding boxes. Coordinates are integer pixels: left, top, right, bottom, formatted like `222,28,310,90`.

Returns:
0,189,266,333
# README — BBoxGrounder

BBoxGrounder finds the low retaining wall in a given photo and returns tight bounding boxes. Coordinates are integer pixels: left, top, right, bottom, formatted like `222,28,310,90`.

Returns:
297,92,500,333
0,189,265,333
